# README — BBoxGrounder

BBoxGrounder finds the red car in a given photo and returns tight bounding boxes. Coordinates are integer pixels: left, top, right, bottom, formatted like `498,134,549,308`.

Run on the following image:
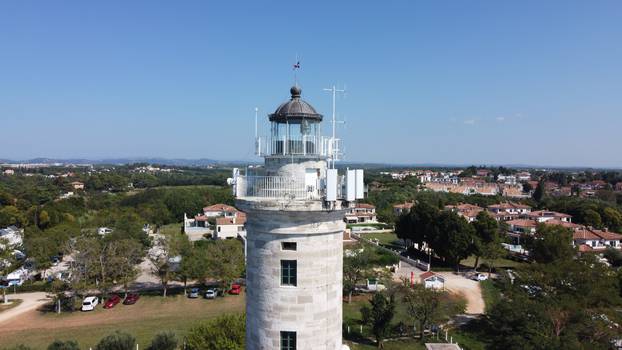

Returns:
103,294,121,309
123,293,140,305
228,284,241,295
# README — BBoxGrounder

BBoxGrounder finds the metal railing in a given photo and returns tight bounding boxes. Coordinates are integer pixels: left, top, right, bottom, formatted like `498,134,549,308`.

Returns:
255,135,342,159
236,175,323,200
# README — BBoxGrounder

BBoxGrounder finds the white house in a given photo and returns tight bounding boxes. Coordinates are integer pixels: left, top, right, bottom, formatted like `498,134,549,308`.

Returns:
526,210,572,223
420,271,445,290
487,202,532,215
345,203,377,224
214,213,247,239
202,204,238,218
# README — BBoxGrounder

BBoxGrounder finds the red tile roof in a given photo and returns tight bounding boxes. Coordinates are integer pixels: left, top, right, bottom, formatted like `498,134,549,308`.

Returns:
507,219,537,228
203,204,238,213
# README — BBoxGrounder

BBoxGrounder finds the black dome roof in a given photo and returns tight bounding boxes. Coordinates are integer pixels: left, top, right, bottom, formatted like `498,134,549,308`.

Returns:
269,86,323,122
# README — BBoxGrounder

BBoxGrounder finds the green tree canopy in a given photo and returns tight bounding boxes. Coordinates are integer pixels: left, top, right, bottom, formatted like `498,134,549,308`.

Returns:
186,314,245,350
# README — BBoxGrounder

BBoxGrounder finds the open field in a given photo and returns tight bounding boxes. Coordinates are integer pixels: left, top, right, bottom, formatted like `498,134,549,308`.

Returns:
0,293,245,349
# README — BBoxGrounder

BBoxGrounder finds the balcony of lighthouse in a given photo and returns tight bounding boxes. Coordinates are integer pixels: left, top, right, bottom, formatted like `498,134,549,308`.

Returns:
232,168,363,212
255,133,341,159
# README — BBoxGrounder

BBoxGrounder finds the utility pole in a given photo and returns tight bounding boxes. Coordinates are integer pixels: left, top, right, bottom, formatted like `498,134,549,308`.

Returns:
323,85,345,168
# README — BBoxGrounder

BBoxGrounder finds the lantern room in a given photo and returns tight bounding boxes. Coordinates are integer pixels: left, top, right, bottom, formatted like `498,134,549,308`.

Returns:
266,86,323,157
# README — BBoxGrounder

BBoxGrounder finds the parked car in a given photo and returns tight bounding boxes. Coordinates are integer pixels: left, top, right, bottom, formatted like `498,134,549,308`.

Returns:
204,289,216,299
474,273,488,281
103,295,121,309
81,296,99,311
123,293,140,305
228,284,241,295
188,288,200,298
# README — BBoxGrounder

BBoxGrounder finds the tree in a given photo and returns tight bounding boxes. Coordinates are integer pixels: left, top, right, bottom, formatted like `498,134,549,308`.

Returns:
94,331,136,350
186,314,245,350
429,211,475,269
527,224,576,264
522,182,533,193
361,292,395,348
147,332,177,350
47,340,80,350
38,210,50,229
106,239,144,297
149,236,175,297
403,283,441,339
582,209,602,228
343,246,374,303
0,205,26,227
0,237,17,304
602,207,622,232
471,211,500,269
533,181,545,203
200,240,245,290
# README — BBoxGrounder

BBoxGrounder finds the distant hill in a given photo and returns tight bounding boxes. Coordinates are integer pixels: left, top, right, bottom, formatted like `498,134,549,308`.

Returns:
0,157,250,167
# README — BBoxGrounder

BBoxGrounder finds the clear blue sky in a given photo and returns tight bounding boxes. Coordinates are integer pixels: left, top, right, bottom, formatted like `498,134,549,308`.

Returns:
1,1,621,167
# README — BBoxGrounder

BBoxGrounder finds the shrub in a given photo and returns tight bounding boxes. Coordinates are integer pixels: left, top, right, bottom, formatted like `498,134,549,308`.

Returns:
47,340,80,350
187,314,245,350
147,332,177,350
94,331,135,350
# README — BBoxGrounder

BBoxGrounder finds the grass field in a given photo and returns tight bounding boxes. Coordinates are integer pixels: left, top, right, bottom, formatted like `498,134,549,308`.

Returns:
0,294,245,349
460,256,527,270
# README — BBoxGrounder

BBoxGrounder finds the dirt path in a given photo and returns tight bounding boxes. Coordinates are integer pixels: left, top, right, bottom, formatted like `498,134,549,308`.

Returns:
394,261,485,315
0,292,50,324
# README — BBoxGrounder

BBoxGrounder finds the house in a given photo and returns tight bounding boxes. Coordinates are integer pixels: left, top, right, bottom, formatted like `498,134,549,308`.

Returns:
615,182,622,192
202,204,238,218
70,181,85,190
393,201,415,216
516,172,531,181
345,203,377,224
526,210,572,223
476,169,490,177
2,169,15,176
487,202,532,215
507,219,537,235
573,228,622,251
184,203,246,240
445,203,483,222
420,271,445,290
214,212,247,239
497,174,517,185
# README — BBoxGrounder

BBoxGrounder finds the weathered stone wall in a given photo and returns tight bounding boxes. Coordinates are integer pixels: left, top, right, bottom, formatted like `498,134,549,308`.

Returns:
244,208,345,350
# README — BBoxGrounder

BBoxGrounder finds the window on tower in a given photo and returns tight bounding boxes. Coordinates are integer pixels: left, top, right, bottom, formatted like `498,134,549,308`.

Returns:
280,331,296,350
281,260,297,286
281,242,297,251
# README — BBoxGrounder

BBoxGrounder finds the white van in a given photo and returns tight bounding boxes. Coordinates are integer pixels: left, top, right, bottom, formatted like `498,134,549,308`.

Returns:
81,296,99,311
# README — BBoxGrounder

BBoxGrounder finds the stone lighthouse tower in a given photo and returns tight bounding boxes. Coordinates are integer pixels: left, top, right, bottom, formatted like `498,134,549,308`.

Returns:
232,85,363,350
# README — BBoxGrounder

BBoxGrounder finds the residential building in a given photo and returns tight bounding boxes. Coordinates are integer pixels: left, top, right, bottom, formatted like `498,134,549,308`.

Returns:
526,210,572,223
345,203,377,224
445,203,483,222
506,219,537,235
214,212,247,239
202,204,238,218
420,271,445,290
487,202,532,215
516,171,531,181
2,169,15,176
393,201,415,216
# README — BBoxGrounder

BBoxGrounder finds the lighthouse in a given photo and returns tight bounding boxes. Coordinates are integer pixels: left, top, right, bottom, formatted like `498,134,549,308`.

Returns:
232,85,364,349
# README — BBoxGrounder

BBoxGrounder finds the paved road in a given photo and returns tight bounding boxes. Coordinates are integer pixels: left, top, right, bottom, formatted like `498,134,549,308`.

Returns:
394,261,485,315
0,292,50,324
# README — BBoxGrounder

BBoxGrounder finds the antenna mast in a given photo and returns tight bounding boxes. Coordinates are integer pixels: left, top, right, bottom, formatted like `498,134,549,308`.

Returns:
254,107,260,156
323,85,345,169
